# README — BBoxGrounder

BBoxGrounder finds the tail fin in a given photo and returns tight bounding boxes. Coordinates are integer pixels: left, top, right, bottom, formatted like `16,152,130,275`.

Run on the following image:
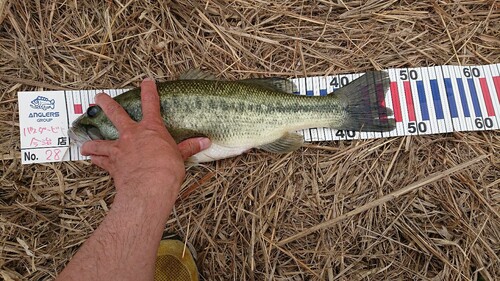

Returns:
332,71,396,132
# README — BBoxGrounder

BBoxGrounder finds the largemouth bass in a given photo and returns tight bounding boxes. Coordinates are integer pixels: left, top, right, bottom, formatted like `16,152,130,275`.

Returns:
69,70,395,163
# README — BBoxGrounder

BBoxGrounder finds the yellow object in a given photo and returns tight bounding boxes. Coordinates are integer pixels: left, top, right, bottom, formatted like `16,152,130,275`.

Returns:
154,239,199,281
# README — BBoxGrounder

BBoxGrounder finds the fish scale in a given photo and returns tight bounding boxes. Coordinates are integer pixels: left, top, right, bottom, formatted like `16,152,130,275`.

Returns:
157,80,347,143
68,70,394,163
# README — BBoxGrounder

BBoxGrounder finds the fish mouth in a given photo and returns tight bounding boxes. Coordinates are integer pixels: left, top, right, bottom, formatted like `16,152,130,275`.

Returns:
68,122,105,147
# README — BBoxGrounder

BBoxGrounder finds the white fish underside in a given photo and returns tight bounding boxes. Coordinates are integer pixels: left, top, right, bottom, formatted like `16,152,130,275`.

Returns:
188,143,252,163
186,119,328,163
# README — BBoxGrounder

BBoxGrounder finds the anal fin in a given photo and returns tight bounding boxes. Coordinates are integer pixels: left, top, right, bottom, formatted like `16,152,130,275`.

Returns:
258,132,304,153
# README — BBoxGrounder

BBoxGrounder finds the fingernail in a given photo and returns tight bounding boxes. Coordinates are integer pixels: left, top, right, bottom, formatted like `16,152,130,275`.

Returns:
94,93,103,102
95,92,107,99
143,77,155,82
199,138,211,150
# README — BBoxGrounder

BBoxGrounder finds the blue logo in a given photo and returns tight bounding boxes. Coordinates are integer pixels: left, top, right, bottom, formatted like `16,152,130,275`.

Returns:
30,96,55,111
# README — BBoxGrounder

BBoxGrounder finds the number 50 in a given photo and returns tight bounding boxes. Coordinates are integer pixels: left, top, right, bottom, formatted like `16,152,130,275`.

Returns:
407,122,427,133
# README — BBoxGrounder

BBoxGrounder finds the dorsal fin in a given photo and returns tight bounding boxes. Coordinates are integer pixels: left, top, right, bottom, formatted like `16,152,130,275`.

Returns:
179,69,217,80
238,78,298,94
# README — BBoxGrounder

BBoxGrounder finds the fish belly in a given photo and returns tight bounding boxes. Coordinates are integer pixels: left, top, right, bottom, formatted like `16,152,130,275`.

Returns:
157,80,344,162
187,143,252,163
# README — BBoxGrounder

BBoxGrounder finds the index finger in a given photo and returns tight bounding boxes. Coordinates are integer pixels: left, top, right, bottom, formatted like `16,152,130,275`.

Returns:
140,78,162,122
95,93,135,131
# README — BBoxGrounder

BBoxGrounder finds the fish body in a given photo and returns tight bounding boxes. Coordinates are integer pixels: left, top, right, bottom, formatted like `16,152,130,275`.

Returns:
69,70,395,163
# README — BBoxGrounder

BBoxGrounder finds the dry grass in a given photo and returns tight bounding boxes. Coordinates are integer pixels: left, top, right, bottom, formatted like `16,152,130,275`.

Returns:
1,0,499,280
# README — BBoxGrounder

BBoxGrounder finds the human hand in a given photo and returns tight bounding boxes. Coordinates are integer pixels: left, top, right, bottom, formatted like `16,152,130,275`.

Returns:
81,78,210,207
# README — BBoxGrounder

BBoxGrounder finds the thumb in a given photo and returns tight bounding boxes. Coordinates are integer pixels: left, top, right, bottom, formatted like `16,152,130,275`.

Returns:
177,137,211,160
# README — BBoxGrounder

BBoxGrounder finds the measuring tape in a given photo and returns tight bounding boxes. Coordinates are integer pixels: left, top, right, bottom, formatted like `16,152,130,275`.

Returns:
18,63,500,164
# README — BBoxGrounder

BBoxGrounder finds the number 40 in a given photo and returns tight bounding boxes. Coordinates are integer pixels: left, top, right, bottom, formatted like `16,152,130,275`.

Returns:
335,130,355,138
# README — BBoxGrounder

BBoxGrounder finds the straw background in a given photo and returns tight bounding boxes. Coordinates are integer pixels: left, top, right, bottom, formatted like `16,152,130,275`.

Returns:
1,0,499,280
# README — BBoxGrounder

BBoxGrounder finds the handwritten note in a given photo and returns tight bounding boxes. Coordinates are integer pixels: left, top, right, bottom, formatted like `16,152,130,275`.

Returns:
18,91,70,164
18,89,128,164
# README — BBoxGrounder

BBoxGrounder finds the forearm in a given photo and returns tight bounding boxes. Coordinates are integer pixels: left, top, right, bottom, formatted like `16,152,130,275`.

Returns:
56,182,178,281
57,79,208,280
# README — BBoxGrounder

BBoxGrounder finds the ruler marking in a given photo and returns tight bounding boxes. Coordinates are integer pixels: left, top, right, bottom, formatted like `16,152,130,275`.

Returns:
416,80,430,121
74,90,81,115
430,79,444,120
308,128,315,141
456,78,471,118
410,72,424,135
490,65,500,113
470,67,494,131
332,74,339,91
319,76,328,96
467,78,483,118
436,66,458,132
494,76,500,102
390,82,403,122
420,68,438,134
479,78,495,116
443,74,462,132
312,76,319,96
388,69,405,136
78,90,85,114
19,64,500,164
74,104,83,114
442,66,461,131
438,67,458,132
427,67,447,133
483,65,500,129
493,63,500,129
454,66,476,131
443,78,459,118
88,89,94,111
82,90,88,116
306,77,313,96
403,81,416,122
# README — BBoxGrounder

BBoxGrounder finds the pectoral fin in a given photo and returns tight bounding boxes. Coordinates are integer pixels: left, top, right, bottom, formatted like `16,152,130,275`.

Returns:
167,126,206,143
258,132,304,153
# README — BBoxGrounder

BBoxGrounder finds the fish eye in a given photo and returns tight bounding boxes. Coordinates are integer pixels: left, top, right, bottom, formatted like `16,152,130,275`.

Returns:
87,106,101,118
